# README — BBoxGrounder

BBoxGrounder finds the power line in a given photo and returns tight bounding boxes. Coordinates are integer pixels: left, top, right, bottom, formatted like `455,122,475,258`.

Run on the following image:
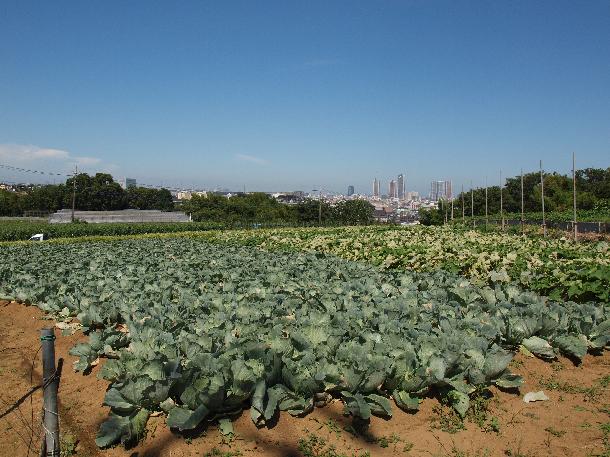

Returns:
0,162,200,192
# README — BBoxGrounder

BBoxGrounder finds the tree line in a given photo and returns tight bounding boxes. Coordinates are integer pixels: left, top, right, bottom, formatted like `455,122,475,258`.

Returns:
420,167,610,225
0,173,173,216
180,193,375,225
0,173,376,225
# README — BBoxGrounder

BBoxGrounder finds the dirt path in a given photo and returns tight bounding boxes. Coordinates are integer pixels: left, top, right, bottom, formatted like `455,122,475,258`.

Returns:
1,301,608,457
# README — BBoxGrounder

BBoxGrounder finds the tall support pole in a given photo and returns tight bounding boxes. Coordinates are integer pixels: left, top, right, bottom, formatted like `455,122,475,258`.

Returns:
484,176,488,229
470,180,474,228
41,328,60,457
444,199,448,224
461,184,465,222
520,168,524,235
500,170,504,231
451,194,453,222
573,152,577,241
540,160,546,237
450,186,454,222
70,165,77,223
318,190,322,226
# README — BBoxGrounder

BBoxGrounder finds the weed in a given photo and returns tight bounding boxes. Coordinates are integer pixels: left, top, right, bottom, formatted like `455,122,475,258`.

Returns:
539,377,600,402
511,359,524,369
403,441,414,452
551,362,564,372
297,433,370,457
324,419,342,438
599,376,610,388
597,422,610,457
544,426,566,437
60,433,78,457
484,416,501,434
203,449,243,457
432,404,465,434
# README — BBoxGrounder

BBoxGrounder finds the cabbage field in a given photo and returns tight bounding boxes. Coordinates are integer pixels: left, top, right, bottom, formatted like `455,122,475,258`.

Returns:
0,235,608,449
200,225,610,303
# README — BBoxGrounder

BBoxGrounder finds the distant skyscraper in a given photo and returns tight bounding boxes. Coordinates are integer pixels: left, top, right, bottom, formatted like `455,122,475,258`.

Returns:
430,180,452,201
120,177,137,190
347,185,354,196
373,178,380,197
389,180,397,198
397,174,405,199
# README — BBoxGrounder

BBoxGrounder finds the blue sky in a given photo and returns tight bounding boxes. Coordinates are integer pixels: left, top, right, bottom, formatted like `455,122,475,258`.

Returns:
1,1,609,194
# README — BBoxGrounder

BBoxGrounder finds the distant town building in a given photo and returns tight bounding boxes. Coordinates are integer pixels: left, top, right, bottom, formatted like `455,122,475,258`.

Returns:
397,174,405,199
406,191,420,201
430,180,452,201
389,180,397,198
373,178,380,198
120,177,137,190
347,185,354,196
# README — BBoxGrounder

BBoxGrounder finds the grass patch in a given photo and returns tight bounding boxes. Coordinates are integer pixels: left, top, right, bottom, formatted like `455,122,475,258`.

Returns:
297,433,371,457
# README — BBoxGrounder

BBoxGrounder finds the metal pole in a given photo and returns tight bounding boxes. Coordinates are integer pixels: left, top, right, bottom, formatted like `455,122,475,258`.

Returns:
318,190,322,226
70,165,77,223
41,328,60,457
470,180,474,228
500,170,504,231
461,184,465,222
520,168,524,235
540,160,546,237
485,176,488,229
449,182,453,222
573,152,577,241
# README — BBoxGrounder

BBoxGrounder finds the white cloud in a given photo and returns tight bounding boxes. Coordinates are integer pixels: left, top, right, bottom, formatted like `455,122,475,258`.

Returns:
235,153,267,165
0,143,103,172
74,156,102,166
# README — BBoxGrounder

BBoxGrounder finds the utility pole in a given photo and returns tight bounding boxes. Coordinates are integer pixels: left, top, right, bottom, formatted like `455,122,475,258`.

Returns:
71,165,77,223
520,168,524,235
572,152,577,241
540,160,546,237
500,170,504,231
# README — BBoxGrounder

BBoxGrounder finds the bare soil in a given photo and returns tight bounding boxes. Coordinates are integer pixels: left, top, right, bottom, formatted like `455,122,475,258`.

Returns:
1,300,608,457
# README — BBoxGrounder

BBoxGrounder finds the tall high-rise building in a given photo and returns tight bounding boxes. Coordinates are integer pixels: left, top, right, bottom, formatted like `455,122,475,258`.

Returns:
373,178,380,197
430,180,452,201
389,180,397,198
347,185,354,196
120,178,137,190
397,174,405,199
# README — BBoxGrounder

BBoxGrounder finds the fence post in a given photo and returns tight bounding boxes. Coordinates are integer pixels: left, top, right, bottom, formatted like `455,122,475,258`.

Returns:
520,168,524,235
470,181,474,228
572,152,577,241
540,160,546,237
41,328,60,457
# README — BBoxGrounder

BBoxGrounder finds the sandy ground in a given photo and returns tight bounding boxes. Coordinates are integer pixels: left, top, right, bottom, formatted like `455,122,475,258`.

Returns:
1,300,608,457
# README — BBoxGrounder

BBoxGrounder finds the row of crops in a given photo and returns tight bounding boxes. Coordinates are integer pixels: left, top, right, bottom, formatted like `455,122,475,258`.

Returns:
0,220,228,241
196,225,610,303
0,236,608,448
